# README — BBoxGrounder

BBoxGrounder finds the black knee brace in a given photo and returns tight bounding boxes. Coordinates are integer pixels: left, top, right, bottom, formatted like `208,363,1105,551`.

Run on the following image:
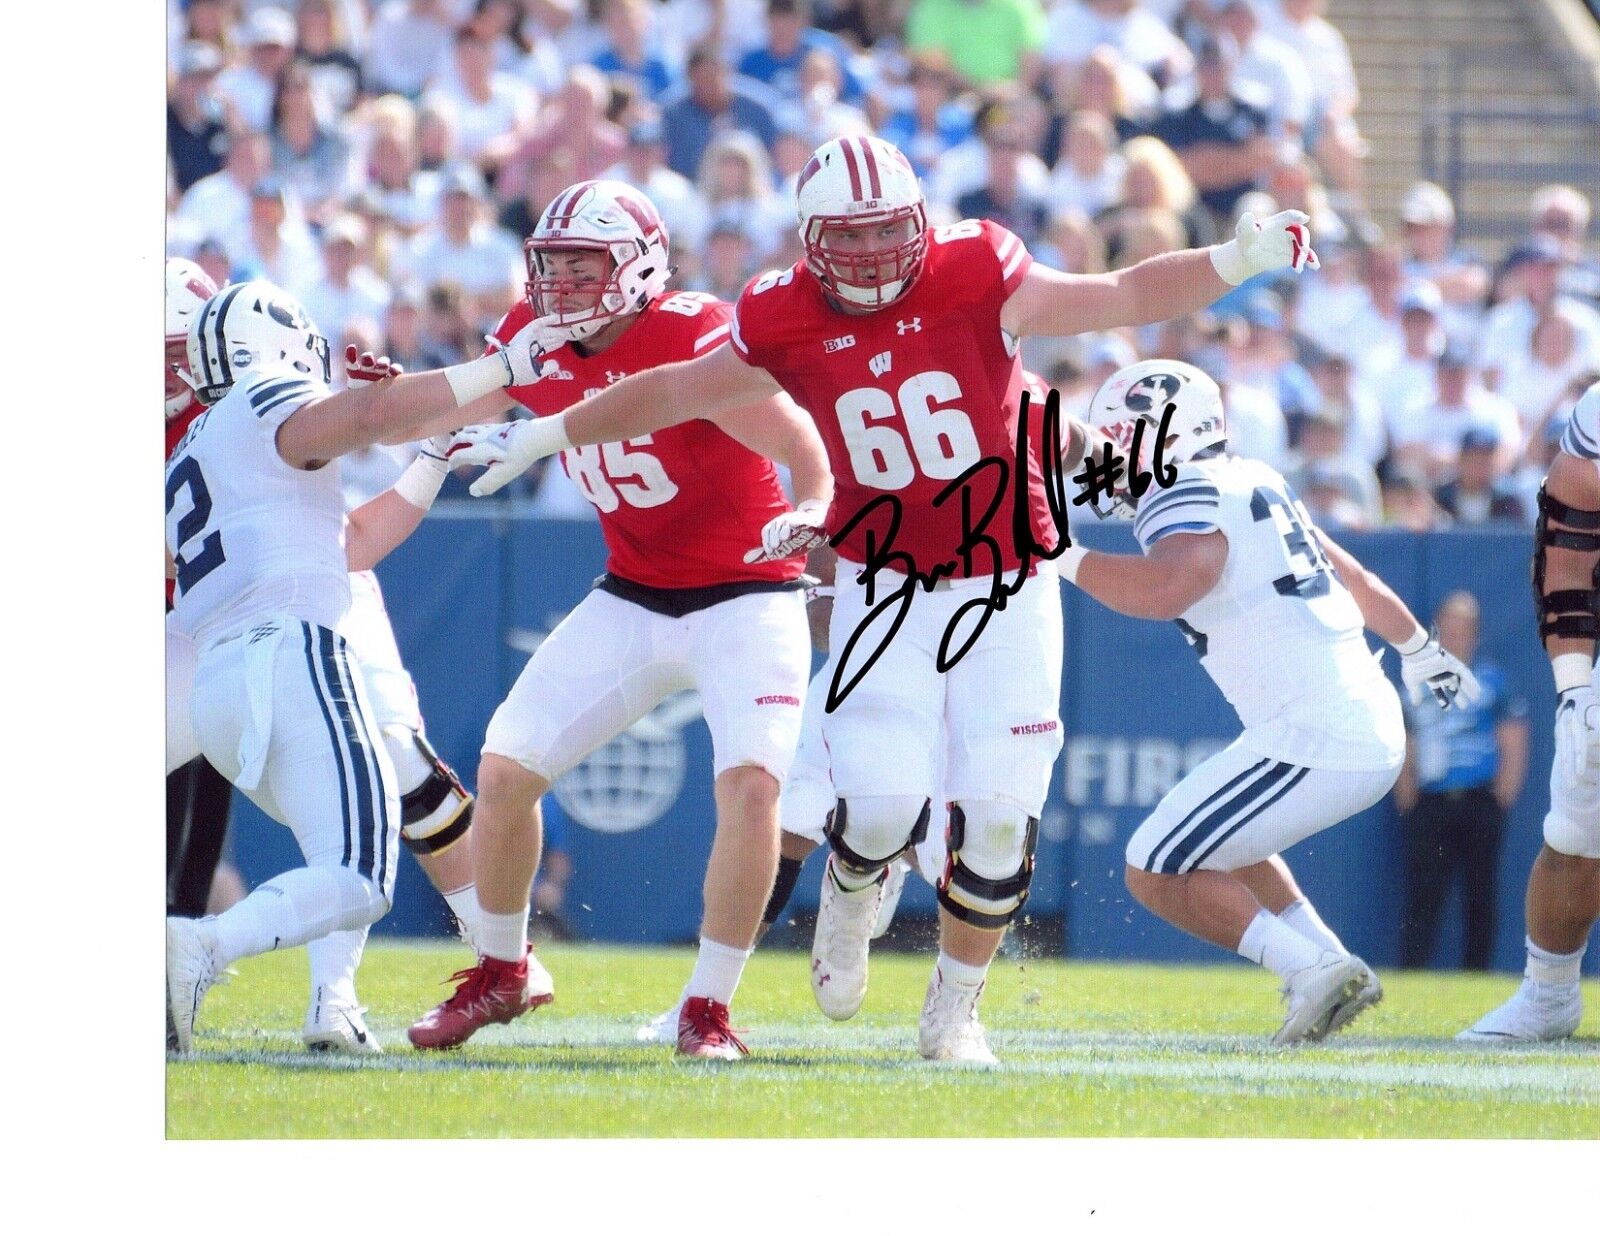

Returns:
1534,483,1600,642
823,798,931,877
400,732,474,856
761,855,806,925
935,804,1040,929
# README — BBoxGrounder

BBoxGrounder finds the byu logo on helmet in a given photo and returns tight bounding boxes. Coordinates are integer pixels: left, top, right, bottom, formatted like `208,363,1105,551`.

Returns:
186,280,331,405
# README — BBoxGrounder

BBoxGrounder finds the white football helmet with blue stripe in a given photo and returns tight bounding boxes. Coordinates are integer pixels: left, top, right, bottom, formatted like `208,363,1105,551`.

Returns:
1083,359,1227,518
185,280,331,405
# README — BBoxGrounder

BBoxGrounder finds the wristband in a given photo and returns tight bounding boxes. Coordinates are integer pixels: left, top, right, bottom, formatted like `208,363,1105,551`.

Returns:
524,412,574,457
1209,239,1251,287
1553,652,1593,694
443,352,512,408
1393,626,1430,656
1058,545,1089,584
393,453,449,510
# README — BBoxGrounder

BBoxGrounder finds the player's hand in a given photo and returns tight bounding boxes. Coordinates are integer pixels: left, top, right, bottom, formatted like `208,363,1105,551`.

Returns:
344,345,405,387
1399,632,1481,710
495,315,566,387
744,498,829,564
1210,209,1319,285
447,419,567,496
1555,685,1600,781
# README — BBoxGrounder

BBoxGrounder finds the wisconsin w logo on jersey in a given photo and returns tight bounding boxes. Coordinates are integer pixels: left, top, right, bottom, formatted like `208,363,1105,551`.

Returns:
869,351,892,377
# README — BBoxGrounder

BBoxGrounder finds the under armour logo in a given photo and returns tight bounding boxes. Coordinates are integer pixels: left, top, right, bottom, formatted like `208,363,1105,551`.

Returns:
868,351,892,377
896,317,922,334
605,370,628,383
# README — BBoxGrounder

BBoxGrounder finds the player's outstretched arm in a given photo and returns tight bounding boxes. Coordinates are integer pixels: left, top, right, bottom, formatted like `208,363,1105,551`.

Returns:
344,437,455,571
1060,531,1229,621
1001,210,1317,339
707,391,833,509
1319,531,1480,709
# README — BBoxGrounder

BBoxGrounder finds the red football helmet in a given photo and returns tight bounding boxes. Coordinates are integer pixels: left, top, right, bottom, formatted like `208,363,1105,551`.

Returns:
166,258,218,417
796,135,927,310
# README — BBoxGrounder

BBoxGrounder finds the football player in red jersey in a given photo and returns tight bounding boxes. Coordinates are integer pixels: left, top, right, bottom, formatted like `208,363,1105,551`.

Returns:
448,137,1318,1062
408,181,833,1059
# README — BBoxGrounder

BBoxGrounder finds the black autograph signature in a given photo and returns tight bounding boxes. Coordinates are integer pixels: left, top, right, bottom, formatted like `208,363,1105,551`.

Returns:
824,389,1178,712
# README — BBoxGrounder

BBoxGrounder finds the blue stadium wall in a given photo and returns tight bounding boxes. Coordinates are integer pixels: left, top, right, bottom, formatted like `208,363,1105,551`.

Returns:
228,507,1599,975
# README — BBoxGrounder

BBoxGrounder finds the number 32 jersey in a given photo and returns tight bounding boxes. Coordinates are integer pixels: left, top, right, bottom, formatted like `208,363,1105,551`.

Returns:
1136,454,1404,771
490,292,802,590
730,219,1057,577
165,365,349,646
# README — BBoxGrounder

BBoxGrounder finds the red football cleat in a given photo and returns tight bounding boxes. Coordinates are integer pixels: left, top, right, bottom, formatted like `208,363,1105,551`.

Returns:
408,951,554,1051
676,996,749,1061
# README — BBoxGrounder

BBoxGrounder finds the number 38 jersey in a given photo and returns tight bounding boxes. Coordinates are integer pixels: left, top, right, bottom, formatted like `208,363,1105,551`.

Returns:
730,219,1057,577
1136,454,1405,771
489,292,802,589
165,365,349,647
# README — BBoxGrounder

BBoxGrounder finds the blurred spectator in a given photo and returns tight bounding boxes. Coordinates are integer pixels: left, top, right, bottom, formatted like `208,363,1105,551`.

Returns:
193,237,235,291
1043,0,1192,86
930,89,1050,212
500,66,629,198
1434,427,1528,525
295,0,365,118
697,221,760,300
1371,280,1445,446
1511,385,1587,513
660,43,782,179
592,0,677,100
1396,181,1488,346
475,0,566,96
300,214,394,345
183,0,235,54
416,94,462,172
1258,0,1364,197
1292,238,1367,361
1219,370,1287,469
231,178,322,293
956,116,1051,249
1303,346,1385,470
270,62,355,224
176,128,274,257
1101,135,1217,252
1048,45,1158,149
1383,465,1449,531
1530,183,1600,310
1285,405,1381,527
1391,342,1520,483
1211,0,1311,145
1341,241,1407,389
905,0,1049,89
1266,151,1346,247
169,41,231,193
1150,34,1274,221
698,130,792,260
1396,591,1529,970
739,0,865,105
419,280,482,366
392,164,524,323
214,6,298,133
877,51,976,182
366,0,457,99
382,284,445,371
788,49,871,145
1046,111,1125,219
425,25,539,172
361,96,442,236
1499,305,1600,443
1479,234,1600,392
604,115,713,259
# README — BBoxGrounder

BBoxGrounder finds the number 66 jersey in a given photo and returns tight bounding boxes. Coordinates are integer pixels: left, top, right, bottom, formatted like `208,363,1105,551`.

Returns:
1137,453,1405,771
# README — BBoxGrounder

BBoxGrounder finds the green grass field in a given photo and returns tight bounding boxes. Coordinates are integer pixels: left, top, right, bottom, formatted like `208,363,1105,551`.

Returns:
166,940,1600,1139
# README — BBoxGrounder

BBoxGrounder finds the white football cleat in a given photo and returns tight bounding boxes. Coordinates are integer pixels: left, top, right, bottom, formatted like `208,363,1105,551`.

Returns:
871,858,910,940
304,989,383,1055
918,967,998,1066
1272,952,1368,1046
166,916,222,1055
634,1001,684,1045
1457,978,1583,1044
811,856,886,1021
1320,959,1382,1038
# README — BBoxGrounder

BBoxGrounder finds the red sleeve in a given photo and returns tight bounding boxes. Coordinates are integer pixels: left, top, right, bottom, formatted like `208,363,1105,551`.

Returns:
979,218,1032,299
730,268,799,371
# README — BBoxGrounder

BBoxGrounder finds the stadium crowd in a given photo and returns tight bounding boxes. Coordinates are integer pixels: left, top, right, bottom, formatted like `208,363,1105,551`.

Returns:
168,0,1600,521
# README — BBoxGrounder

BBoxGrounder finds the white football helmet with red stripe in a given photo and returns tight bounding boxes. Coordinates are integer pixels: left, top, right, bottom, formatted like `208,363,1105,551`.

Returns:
166,257,218,417
525,179,672,343
796,135,927,310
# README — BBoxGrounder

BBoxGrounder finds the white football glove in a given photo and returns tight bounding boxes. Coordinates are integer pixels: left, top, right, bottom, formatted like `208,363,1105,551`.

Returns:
1398,631,1482,711
344,344,405,386
744,498,830,564
1210,209,1320,286
447,418,571,497
1555,685,1600,782
493,315,567,387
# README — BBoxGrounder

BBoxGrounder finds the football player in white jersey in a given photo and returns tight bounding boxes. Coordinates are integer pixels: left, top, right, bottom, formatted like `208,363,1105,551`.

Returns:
1060,360,1479,1044
164,279,558,1053
1461,378,1600,1042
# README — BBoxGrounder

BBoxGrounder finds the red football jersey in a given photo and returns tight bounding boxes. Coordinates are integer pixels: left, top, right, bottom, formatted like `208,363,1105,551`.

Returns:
489,291,803,589
731,219,1057,578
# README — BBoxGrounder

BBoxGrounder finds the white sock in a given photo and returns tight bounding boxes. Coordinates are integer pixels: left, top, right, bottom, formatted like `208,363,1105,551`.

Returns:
829,855,885,893
1526,936,1585,988
934,950,989,991
209,867,386,967
1237,909,1326,981
443,884,480,947
684,938,751,1005
1279,898,1348,956
477,906,528,962
306,927,367,1009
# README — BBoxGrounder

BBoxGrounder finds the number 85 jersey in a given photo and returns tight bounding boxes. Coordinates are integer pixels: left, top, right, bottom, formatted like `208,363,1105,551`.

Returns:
1139,454,1404,771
